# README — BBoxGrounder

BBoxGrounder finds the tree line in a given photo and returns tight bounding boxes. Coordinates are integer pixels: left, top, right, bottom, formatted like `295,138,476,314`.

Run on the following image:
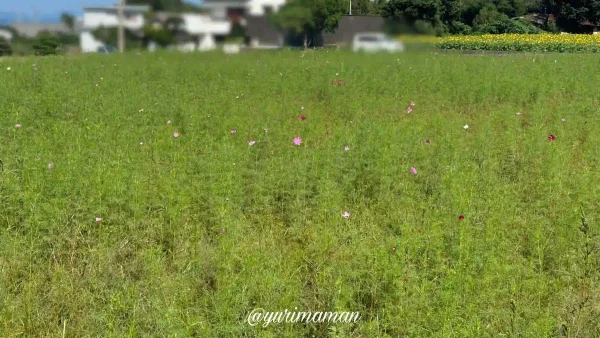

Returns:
273,0,600,44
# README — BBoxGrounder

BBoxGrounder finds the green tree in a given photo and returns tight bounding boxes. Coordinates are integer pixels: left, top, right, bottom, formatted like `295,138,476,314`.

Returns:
353,0,383,15
550,0,600,32
381,0,462,35
60,12,75,31
227,21,247,43
473,3,509,26
273,0,346,48
0,37,12,56
92,26,144,50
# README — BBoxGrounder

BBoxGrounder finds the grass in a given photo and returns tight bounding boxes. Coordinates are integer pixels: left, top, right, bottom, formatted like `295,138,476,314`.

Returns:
1,50,599,337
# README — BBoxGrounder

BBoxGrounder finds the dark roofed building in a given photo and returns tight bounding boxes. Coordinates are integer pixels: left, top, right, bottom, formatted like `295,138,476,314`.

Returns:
321,15,385,47
245,15,282,47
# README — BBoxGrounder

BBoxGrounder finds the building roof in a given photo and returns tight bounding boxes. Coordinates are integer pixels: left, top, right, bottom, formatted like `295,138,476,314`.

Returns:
10,22,71,38
83,5,151,12
201,0,248,7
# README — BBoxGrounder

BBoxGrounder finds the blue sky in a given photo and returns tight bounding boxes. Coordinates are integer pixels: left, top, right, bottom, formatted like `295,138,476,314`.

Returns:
3,0,202,17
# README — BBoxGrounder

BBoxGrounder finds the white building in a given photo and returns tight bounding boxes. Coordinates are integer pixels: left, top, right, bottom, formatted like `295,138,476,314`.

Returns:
153,12,231,52
247,0,286,16
80,3,234,52
80,4,149,52
10,23,71,39
202,0,286,20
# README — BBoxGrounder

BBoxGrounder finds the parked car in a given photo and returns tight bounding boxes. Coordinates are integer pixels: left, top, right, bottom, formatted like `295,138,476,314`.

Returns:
352,33,405,53
97,45,116,53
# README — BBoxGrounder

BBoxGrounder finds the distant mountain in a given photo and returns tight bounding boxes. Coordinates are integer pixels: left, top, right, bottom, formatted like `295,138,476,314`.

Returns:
0,12,64,25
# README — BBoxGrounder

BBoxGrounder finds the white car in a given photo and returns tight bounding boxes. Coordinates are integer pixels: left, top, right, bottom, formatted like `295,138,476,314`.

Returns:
352,33,405,53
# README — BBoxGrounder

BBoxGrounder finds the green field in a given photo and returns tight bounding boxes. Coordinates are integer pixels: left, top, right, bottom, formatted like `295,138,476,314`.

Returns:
1,50,599,337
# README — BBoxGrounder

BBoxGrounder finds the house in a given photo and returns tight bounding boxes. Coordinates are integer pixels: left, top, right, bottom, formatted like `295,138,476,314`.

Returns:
201,0,286,48
81,3,233,52
151,12,231,51
80,4,149,52
10,22,70,38
201,0,285,23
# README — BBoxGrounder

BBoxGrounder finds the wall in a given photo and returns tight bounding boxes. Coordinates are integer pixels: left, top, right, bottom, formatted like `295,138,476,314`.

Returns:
83,10,145,30
80,30,105,53
246,0,286,16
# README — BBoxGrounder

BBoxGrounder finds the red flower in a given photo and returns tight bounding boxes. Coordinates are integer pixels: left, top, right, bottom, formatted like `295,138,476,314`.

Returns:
548,134,556,141
300,115,306,120
338,80,343,85
458,215,465,220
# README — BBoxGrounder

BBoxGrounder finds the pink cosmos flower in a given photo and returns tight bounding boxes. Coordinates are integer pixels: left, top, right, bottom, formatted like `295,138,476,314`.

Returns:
342,211,350,218
230,129,237,134
410,101,416,106
300,115,306,121
293,137,302,146
173,132,180,138
407,107,413,113
411,167,417,175
167,120,172,124
248,140,256,146
14,124,21,128
344,146,350,151
95,217,102,222
548,134,555,141
338,80,343,85
47,162,54,169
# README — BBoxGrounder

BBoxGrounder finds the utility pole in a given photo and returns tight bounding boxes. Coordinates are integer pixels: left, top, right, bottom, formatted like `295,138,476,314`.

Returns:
349,0,352,15
118,0,125,53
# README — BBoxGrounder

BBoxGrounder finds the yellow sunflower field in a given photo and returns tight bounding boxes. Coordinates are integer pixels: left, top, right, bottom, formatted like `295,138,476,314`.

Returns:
437,34,600,52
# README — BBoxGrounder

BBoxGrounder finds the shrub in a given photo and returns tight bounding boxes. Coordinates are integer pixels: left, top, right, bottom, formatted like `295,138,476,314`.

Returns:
0,37,12,56
32,34,61,56
143,26,173,47
449,21,472,35
476,18,542,35
228,22,247,40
